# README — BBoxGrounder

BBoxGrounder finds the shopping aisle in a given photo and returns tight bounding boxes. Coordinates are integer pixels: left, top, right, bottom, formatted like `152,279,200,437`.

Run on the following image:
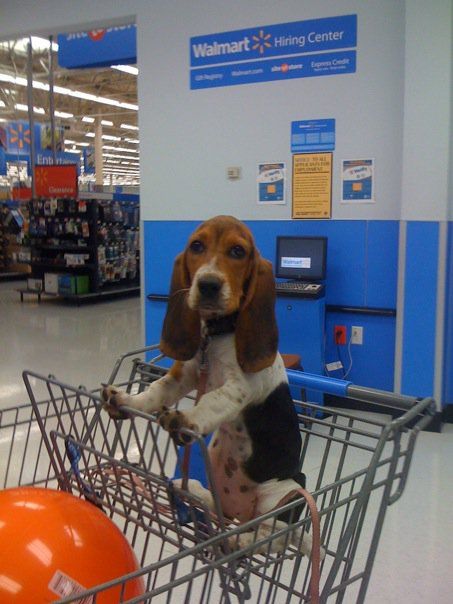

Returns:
0,281,141,410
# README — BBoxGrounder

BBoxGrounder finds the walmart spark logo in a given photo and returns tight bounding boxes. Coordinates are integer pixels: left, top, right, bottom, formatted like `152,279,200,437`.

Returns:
251,30,272,55
9,123,31,151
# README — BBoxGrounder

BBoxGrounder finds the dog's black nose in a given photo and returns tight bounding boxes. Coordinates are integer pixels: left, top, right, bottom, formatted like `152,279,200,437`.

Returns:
198,276,222,299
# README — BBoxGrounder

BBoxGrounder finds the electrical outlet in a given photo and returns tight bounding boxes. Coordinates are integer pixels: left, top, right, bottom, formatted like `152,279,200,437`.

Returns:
334,325,347,345
351,326,363,345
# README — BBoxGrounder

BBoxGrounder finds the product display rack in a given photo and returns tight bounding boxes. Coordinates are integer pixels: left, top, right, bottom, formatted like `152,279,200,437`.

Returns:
27,195,140,302
0,201,30,280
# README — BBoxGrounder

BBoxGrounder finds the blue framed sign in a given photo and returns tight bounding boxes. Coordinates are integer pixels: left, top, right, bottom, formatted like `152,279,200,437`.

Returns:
190,14,357,89
291,119,335,153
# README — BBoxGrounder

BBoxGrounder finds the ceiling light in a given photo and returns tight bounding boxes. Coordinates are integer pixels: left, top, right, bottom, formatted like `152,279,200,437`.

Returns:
102,145,138,153
85,132,95,138
101,120,113,126
120,123,138,130
55,110,73,119
111,65,138,76
14,103,45,114
103,152,141,160
0,72,138,111
102,134,121,141
82,116,95,123
124,138,139,144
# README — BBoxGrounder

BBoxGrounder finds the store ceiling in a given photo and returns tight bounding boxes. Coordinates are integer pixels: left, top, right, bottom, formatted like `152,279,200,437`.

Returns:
0,36,139,185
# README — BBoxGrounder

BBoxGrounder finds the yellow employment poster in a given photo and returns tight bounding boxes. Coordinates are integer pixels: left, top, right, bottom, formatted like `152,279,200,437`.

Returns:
292,152,332,219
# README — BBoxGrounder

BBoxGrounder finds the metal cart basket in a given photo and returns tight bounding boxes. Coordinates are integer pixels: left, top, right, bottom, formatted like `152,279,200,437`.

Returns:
1,344,435,603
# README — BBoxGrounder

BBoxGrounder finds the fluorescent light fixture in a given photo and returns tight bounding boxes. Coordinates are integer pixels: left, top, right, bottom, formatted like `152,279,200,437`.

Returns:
120,123,138,130
101,120,113,126
0,36,59,54
111,65,138,76
124,138,139,144
15,103,45,114
74,141,90,147
103,152,140,160
85,132,95,138
82,116,95,123
102,134,121,141
0,72,138,111
102,145,138,153
55,110,74,119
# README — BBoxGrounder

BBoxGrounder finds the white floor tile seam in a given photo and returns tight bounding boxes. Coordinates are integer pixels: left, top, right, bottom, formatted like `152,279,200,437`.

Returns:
1,280,453,602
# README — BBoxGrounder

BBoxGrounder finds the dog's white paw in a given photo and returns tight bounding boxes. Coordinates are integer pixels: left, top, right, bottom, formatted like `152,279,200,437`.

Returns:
101,385,132,419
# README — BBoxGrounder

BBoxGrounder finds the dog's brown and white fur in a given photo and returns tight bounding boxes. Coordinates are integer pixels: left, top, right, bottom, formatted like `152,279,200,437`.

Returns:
103,215,313,554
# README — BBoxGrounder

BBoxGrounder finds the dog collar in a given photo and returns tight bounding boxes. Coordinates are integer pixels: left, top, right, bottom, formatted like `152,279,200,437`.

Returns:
205,312,239,337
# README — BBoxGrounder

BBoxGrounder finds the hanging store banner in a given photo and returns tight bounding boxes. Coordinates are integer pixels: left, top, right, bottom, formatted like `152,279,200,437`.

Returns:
35,164,78,198
5,122,65,154
6,121,31,153
190,14,356,89
58,24,137,69
83,147,95,174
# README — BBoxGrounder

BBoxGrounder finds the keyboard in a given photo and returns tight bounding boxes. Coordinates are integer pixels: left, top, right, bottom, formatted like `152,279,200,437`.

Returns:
274,281,324,298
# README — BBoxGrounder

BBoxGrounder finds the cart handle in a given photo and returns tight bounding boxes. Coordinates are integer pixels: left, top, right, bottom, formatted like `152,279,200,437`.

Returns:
286,369,432,413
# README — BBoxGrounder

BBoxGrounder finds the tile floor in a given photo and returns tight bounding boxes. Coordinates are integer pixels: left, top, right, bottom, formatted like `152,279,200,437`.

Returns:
0,280,452,603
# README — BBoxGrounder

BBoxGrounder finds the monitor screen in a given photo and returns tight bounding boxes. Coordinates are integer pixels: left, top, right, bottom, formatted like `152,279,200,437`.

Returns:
276,236,327,281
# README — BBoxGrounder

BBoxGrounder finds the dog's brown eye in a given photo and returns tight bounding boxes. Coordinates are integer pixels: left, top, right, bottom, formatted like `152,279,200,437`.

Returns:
189,240,205,254
229,245,246,259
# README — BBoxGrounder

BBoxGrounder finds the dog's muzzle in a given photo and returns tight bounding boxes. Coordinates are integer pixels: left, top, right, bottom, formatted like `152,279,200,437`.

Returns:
198,275,223,300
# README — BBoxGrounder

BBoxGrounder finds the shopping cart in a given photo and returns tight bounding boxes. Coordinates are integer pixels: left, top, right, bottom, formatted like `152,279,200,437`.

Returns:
0,344,435,603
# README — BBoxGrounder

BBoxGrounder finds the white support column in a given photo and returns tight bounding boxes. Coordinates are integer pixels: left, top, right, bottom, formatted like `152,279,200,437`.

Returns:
94,117,103,187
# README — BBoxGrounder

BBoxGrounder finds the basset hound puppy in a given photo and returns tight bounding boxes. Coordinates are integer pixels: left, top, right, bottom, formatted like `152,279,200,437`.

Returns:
103,215,313,555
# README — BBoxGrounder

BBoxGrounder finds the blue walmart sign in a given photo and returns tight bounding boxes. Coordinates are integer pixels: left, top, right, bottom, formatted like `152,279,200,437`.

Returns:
190,14,357,89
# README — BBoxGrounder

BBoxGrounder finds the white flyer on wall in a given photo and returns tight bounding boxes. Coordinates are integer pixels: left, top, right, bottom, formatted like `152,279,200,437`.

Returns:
341,159,375,203
257,163,286,205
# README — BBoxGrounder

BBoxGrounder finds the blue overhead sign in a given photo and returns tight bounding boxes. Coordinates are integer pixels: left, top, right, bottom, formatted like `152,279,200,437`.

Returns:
190,14,357,89
58,24,136,69
291,119,336,153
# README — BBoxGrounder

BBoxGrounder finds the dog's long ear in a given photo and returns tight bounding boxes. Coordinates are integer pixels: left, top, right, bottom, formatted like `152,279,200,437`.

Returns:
160,252,201,360
235,256,278,373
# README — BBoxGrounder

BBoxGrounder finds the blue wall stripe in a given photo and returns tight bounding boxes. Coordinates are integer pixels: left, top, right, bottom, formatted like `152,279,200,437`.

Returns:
144,219,399,307
401,222,439,397
143,219,399,389
443,222,453,405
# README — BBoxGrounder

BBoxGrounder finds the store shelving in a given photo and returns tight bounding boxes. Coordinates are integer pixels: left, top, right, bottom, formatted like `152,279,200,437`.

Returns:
27,195,140,301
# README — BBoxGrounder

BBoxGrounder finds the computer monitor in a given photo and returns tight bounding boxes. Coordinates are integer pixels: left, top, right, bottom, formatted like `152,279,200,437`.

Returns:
275,236,327,281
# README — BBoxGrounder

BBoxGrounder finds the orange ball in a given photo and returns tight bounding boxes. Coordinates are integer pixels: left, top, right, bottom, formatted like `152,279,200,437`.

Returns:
0,487,144,602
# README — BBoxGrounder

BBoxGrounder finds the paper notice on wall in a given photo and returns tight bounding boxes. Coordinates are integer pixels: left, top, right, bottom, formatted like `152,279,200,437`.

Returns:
292,152,332,219
257,162,286,204
341,159,375,202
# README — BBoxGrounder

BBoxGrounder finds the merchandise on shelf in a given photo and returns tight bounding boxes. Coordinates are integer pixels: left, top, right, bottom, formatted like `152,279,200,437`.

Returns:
27,196,140,297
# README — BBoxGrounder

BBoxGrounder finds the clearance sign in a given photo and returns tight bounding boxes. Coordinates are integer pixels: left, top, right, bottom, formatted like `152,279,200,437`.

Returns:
35,165,78,198
190,14,357,89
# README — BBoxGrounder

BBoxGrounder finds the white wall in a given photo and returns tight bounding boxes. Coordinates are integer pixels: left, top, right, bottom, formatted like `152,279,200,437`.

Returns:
0,0,405,222
137,0,405,221
401,0,453,222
